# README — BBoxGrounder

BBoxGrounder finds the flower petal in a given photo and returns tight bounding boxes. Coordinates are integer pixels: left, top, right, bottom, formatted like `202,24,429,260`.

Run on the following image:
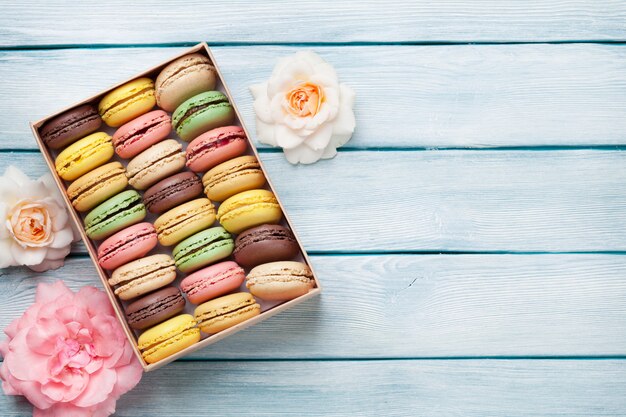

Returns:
35,281,74,305
4,166,31,187
255,119,277,147
0,238,16,268
304,123,333,151
72,368,116,407
10,243,47,266
275,125,306,149
268,60,314,96
49,228,73,249
283,144,325,165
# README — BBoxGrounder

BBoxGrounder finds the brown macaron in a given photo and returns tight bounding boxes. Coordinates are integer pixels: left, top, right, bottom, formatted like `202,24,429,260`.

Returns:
234,224,300,268
39,104,102,149
125,286,186,330
143,171,203,214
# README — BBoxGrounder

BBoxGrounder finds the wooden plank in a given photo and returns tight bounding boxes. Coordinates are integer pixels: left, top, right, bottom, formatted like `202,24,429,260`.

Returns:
2,254,626,359
1,150,625,252
1,360,625,416
2,44,626,150
1,1,625,46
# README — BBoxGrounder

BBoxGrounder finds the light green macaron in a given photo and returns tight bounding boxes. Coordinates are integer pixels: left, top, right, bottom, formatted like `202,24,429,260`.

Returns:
172,91,235,141
84,190,146,240
172,226,234,273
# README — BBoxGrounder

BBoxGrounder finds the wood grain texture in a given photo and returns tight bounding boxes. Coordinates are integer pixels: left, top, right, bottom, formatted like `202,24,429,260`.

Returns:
2,44,626,149
2,150,625,252
2,254,625,359
2,360,626,416
1,1,625,46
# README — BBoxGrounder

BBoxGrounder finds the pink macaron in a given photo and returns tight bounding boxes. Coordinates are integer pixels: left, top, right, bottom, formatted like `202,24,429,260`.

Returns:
97,222,158,270
180,261,245,304
185,126,248,173
112,110,172,158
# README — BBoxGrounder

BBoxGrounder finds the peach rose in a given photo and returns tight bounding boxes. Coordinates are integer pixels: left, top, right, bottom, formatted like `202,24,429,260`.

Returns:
0,166,78,272
250,51,355,164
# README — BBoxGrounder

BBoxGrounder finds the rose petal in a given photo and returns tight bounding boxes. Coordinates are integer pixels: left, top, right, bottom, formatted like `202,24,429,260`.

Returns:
6,330,51,384
304,123,333,151
49,228,73,249
73,368,116,407
310,63,339,90
275,125,306,149
10,243,47,266
268,60,314,96
4,166,31,187
26,318,68,355
35,281,74,305
0,239,16,267
283,144,325,165
109,356,142,396
296,50,325,66
256,118,278,147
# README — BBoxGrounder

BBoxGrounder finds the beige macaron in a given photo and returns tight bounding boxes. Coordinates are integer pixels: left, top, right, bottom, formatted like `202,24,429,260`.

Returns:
246,261,314,301
109,254,177,300
154,198,216,246
202,155,266,202
66,162,128,212
126,139,185,190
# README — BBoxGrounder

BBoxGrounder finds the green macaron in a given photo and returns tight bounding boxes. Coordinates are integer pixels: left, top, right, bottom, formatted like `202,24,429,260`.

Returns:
172,91,235,141
172,226,234,273
84,190,147,240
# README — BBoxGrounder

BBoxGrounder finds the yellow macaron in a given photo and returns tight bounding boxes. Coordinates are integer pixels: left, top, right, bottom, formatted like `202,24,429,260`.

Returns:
55,132,113,181
154,198,216,246
216,189,282,234
99,77,156,127
137,314,201,364
194,292,261,334
66,162,128,212
202,155,266,202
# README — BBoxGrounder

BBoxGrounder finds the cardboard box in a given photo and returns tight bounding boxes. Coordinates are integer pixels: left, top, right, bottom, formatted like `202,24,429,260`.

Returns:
30,43,321,371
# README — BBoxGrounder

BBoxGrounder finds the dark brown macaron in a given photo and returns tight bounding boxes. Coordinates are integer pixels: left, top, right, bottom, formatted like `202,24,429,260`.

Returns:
125,286,186,330
39,104,102,149
234,224,300,268
143,171,203,214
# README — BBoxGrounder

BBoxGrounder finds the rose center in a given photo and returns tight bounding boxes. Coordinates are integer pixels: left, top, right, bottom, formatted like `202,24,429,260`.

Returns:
52,336,96,375
7,200,53,247
285,82,324,117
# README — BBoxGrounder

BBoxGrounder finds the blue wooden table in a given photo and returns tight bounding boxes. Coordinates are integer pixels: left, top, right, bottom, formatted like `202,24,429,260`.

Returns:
1,2,626,415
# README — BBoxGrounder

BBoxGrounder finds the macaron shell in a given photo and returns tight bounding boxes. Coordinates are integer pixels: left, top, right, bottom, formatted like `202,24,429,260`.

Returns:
137,314,200,364
97,222,157,270
66,162,128,212
99,77,156,127
113,110,172,158
186,126,248,172
216,189,282,234
202,156,266,202
143,171,203,214
194,292,260,334
84,190,146,240
125,287,186,330
109,254,176,300
246,261,314,301
39,104,102,149
154,198,216,246
126,139,186,190
173,91,235,142
55,132,113,181
233,224,300,268
155,53,217,112
181,261,246,304
173,227,234,273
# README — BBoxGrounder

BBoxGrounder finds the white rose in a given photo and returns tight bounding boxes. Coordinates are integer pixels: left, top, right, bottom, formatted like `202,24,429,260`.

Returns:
250,51,356,164
0,166,79,272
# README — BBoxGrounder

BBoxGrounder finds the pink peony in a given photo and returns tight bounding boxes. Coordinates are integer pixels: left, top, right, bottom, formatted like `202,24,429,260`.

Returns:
0,281,143,417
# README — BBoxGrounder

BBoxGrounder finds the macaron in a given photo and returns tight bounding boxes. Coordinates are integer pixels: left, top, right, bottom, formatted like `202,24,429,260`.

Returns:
98,77,156,127
126,139,186,190
173,226,234,273
181,261,246,305
143,171,203,214
154,198,216,247
125,286,185,329
246,261,314,301
137,314,201,364
172,91,235,142
54,132,113,181
234,224,300,268
84,190,146,240
97,222,158,270
155,53,217,112
202,155,266,202
186,126,248,172
66,162,128,212
112,110,172,158
216,189,282,234
194,292,261,334
108,254,177,301
39,104,102,149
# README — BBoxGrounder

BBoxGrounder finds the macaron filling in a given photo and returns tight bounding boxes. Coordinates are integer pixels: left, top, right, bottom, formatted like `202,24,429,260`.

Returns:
157,205,212,235
100,86,154,119
235,228,296,254
99,228,156,262
138,320,197,354
182,265,244,298
41,108,100,145
204,163,261,190
127,292,185,326
196,298,259,326
159,60,215,90
127,149,182,181
175,96,230,128
114,115,170,150
187,132,244,161
85,198,145,236
69,171,124,204
174,231,232,262
144,176,201,210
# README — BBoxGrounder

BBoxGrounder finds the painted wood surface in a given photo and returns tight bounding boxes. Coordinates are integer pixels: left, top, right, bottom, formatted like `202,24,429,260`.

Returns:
2,360,626,416
2,44,626,149
1,150,625,253
1,1,626,45
1,254,626,359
